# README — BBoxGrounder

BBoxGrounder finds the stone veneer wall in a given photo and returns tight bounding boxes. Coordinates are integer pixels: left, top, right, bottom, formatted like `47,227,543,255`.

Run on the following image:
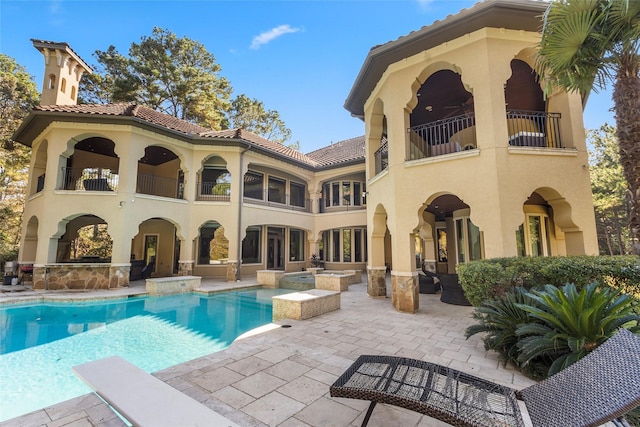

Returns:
32,264,130,290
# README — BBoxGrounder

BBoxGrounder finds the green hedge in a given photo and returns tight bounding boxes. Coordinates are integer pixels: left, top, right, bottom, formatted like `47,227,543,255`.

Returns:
457,255,640,306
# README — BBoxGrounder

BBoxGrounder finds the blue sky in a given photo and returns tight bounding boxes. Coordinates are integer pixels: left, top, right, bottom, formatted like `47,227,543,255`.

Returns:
1,0,615,153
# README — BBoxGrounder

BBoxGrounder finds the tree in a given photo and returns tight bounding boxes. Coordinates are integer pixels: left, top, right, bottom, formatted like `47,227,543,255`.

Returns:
228,94,292,144
80,27,232,130
0,54,39,261
537,0,640,255
588,124,633,254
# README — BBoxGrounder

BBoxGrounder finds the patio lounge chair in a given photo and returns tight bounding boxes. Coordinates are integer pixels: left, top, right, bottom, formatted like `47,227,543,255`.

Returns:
330,328,640,427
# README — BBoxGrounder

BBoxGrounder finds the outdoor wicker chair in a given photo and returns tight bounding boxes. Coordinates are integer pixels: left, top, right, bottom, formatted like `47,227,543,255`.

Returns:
330,328,640,427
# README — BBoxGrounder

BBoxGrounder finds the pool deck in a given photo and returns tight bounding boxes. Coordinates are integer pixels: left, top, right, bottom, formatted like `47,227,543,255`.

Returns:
0,275,539,427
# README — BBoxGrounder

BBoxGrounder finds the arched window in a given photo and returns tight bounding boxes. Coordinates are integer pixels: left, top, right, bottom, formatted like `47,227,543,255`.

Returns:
48,74,56,90
60,78,67,93
71,86,76,100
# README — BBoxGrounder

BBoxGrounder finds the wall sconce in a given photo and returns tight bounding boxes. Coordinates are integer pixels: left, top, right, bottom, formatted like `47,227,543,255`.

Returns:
118,201,125,208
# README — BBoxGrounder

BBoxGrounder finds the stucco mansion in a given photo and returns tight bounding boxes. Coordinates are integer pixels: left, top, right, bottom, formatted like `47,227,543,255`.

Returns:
14,0,598,312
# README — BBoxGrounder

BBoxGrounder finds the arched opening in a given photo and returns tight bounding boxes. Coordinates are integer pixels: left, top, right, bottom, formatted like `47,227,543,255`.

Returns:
137,146,184,199
31,140,48,194
197,221,229,265
70,86,76,101
505,59,562,148
60,78,66,93
48,74,56,90
60,137,120,191
516,192,556,257
21,216,39,263
423,194,483,273
131,218,180,278
197,156,230,201
56,215,112,263
409,70,476,159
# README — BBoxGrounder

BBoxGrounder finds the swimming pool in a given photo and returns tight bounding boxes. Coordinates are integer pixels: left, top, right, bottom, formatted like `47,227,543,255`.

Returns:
0,288,293,422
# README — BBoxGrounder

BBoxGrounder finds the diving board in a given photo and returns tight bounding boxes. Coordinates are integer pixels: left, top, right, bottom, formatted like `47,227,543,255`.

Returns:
72,356,239,427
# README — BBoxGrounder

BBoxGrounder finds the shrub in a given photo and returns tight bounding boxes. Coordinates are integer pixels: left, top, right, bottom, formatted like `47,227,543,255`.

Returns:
515,283,640,377
458,255,640,306
465,288,549,379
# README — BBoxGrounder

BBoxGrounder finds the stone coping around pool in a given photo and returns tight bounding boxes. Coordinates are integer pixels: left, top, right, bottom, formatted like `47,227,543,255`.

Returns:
272,289,340,321
145,276,202,296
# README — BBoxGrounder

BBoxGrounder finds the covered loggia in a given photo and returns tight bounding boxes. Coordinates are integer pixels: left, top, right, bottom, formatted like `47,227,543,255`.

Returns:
136,146,184,199
59,137,120,191
130,218,181,278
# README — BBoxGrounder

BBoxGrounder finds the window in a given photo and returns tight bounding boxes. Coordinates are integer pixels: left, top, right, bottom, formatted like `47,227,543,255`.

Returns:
342,182,351,206
332,230,340,262
198,223,228,265
454,216,482,264
354,229,362,262
290,182,306,208
242,226,261,263
289,229,305,261
354,182,361,206
60,78,67,93
343,229,351,262
48,74,56,90
244,172,264,200
332,182,340,206
71,86,76,100
437,228,448,262
268,177,286,204
322,180,367,208
323,227,367,263
517,213,553,257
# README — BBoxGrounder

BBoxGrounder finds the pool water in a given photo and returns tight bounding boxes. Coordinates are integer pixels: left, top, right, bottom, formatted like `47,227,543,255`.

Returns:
0,288,293,422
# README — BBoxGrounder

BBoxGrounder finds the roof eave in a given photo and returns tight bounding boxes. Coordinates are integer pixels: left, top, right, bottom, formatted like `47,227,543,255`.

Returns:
344,0,549,117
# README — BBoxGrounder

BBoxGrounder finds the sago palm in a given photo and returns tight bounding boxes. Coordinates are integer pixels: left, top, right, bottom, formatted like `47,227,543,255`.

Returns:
537,0,640,255
515,283,640,376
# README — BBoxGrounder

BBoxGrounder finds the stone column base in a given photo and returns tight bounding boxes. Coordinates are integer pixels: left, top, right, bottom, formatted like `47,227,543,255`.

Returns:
391,271,419,313
33,265,46,290
226,260,240,282
367,266,387,298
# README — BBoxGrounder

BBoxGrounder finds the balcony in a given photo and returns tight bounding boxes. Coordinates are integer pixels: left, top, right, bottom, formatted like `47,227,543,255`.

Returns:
196,182,231,202
408,113,477,161
243,190,312,212
374,137,388,175
507,110,562,148
59,168,118,192
136,174,183,199
407,110,563,161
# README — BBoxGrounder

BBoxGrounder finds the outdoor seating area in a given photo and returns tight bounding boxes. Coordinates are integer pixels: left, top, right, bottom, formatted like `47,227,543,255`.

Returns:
330,329,640,427
3,275,638,427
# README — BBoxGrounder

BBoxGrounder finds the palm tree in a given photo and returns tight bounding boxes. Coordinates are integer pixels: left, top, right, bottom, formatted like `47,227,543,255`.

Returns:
536,0,640,255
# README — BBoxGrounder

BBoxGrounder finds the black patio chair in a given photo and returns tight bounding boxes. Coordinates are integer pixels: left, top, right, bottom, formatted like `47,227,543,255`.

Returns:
330,328,640,427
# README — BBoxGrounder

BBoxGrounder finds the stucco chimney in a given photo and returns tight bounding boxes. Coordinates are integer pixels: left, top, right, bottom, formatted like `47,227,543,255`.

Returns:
31,39,93,106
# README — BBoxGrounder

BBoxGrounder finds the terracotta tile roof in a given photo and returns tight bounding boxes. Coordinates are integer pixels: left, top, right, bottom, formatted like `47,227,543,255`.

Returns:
201,128,319,166
306,136,365,167
32,103,329,167
34,103,211,135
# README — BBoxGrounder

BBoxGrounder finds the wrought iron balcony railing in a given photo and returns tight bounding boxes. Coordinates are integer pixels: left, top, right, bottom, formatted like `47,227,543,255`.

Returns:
136,174,184,199
408,113,477,161
59,168,118,192
374,137,389,175
196,182,231,201
507,110,562,148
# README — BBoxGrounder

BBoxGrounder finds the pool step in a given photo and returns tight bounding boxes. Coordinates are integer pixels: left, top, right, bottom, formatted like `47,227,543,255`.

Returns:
72,356,239,427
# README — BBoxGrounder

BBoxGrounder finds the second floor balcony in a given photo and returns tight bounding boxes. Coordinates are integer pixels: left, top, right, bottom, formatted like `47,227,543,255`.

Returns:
406,110,563,163
59,168,118,192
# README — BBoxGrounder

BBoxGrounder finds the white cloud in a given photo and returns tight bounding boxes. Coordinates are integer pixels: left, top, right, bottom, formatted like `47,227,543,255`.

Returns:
250,24,301,50
416,0,435,11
